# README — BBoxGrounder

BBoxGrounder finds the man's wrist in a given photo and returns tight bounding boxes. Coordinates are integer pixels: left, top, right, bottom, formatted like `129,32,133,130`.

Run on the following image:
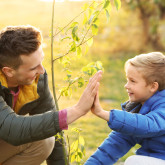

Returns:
74,104,86,116
67,104,85,125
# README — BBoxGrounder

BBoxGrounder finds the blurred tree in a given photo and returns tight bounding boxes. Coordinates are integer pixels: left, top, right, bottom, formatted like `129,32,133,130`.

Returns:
125,0,165,50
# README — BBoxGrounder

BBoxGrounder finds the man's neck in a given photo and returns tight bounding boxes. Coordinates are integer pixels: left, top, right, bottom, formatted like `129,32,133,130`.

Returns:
9,86,19,93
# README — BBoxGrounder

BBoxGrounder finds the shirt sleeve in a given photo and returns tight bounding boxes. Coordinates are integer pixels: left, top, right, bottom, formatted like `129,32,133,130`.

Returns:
58,109,68,130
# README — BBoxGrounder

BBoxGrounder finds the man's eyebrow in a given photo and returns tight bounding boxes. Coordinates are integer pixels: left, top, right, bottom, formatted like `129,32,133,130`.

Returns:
30,65,39,70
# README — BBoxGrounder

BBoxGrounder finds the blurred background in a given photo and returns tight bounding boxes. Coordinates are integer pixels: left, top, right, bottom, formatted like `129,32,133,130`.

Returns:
0,0,165,164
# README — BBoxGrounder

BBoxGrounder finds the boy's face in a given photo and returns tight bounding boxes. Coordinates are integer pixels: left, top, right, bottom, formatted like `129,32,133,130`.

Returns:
124,64,155,104
9,46,45,87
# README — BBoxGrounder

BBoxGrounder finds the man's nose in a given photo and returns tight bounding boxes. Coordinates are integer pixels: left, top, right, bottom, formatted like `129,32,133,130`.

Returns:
38,64,45,75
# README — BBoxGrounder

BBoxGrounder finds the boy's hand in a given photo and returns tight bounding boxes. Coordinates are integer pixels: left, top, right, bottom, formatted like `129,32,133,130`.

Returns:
91,92,102,116
91,91,110,122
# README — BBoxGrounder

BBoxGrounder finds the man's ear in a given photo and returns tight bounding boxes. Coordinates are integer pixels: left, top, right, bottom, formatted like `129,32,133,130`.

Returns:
2,67,15,78
150,82,159,93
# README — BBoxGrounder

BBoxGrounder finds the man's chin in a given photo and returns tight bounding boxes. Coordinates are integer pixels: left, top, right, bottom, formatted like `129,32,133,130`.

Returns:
24,80,35,85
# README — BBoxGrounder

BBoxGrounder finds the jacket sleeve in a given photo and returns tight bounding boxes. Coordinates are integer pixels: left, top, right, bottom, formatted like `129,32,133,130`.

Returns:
24,72,66,165
84,131,136,165
0,96,61,146
108,104,165,138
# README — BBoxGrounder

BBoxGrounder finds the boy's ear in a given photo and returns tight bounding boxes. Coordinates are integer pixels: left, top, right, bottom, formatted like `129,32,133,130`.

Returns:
150,82,159,93
2,67,15,78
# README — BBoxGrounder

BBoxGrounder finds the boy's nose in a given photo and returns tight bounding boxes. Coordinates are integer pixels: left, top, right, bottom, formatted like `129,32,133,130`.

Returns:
124,83,128,89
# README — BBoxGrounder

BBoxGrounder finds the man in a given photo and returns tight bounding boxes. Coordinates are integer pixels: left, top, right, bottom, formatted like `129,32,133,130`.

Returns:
0,25,102,165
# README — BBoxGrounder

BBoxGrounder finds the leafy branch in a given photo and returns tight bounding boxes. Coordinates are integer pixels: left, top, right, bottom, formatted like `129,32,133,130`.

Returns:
50,0,121,164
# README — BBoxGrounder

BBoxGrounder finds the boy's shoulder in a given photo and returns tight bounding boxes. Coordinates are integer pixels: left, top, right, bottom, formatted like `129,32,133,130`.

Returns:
140,90,165,114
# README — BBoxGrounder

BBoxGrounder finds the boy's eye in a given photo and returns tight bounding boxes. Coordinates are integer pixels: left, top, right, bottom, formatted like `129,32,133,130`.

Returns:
131,79,135,83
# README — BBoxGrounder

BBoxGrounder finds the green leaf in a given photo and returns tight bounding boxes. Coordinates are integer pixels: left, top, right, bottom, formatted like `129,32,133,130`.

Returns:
79,136,85,145
70,22,78,28
82,3,88,10
70,42,76,52
71,127,82,133
93,10,100,16
83,14,87,25
82,66,88,73
114,0,121,10
72,26,79,42
78,151,83,159
96,61,103,70
82,66,97,76
87,37,93,47
88,8,92,18
71,140,79,151
87,62,95,67
93,18,100,26
66,69,72,74
60,36,71,42
58,56,63,63
62,59,70,68
78,77,85,87
59,87,67,96
88,14,95,25
76,47,82,58
103,0,110,9
63,74,71,81
66,22,78,33
92,24,98,35
105,9,110,22
71,154,76,163
80,144,85,154
91,68,97,75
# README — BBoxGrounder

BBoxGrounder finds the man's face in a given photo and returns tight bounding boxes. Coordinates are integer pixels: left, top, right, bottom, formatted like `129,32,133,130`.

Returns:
11,46,45,86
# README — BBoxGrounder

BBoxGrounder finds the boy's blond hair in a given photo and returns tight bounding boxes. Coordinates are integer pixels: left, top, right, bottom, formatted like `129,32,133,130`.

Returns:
125,52,165,91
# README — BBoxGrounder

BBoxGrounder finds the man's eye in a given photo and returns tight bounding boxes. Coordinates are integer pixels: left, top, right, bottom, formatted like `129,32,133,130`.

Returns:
30,67,37,71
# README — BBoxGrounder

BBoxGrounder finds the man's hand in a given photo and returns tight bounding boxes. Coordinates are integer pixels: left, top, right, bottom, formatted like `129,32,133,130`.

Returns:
67,71,102,124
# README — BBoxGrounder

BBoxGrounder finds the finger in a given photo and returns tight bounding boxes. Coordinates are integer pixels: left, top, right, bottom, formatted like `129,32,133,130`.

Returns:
95,91,100,104
88,71,102,90
87,72,99,88
91,82,100,97
88,71,103,86
89,73,102,93
90,71,101,81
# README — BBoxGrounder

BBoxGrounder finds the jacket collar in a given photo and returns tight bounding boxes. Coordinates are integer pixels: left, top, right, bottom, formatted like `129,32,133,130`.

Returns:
140,90,165,114
0,70,40,113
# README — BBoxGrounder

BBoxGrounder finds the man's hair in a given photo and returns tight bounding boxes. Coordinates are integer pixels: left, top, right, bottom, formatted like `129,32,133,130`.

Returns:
0,25,42,69
125,52,165,91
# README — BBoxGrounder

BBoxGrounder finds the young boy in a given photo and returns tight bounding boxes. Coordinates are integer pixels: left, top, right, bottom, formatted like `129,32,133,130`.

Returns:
85,52,165,165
